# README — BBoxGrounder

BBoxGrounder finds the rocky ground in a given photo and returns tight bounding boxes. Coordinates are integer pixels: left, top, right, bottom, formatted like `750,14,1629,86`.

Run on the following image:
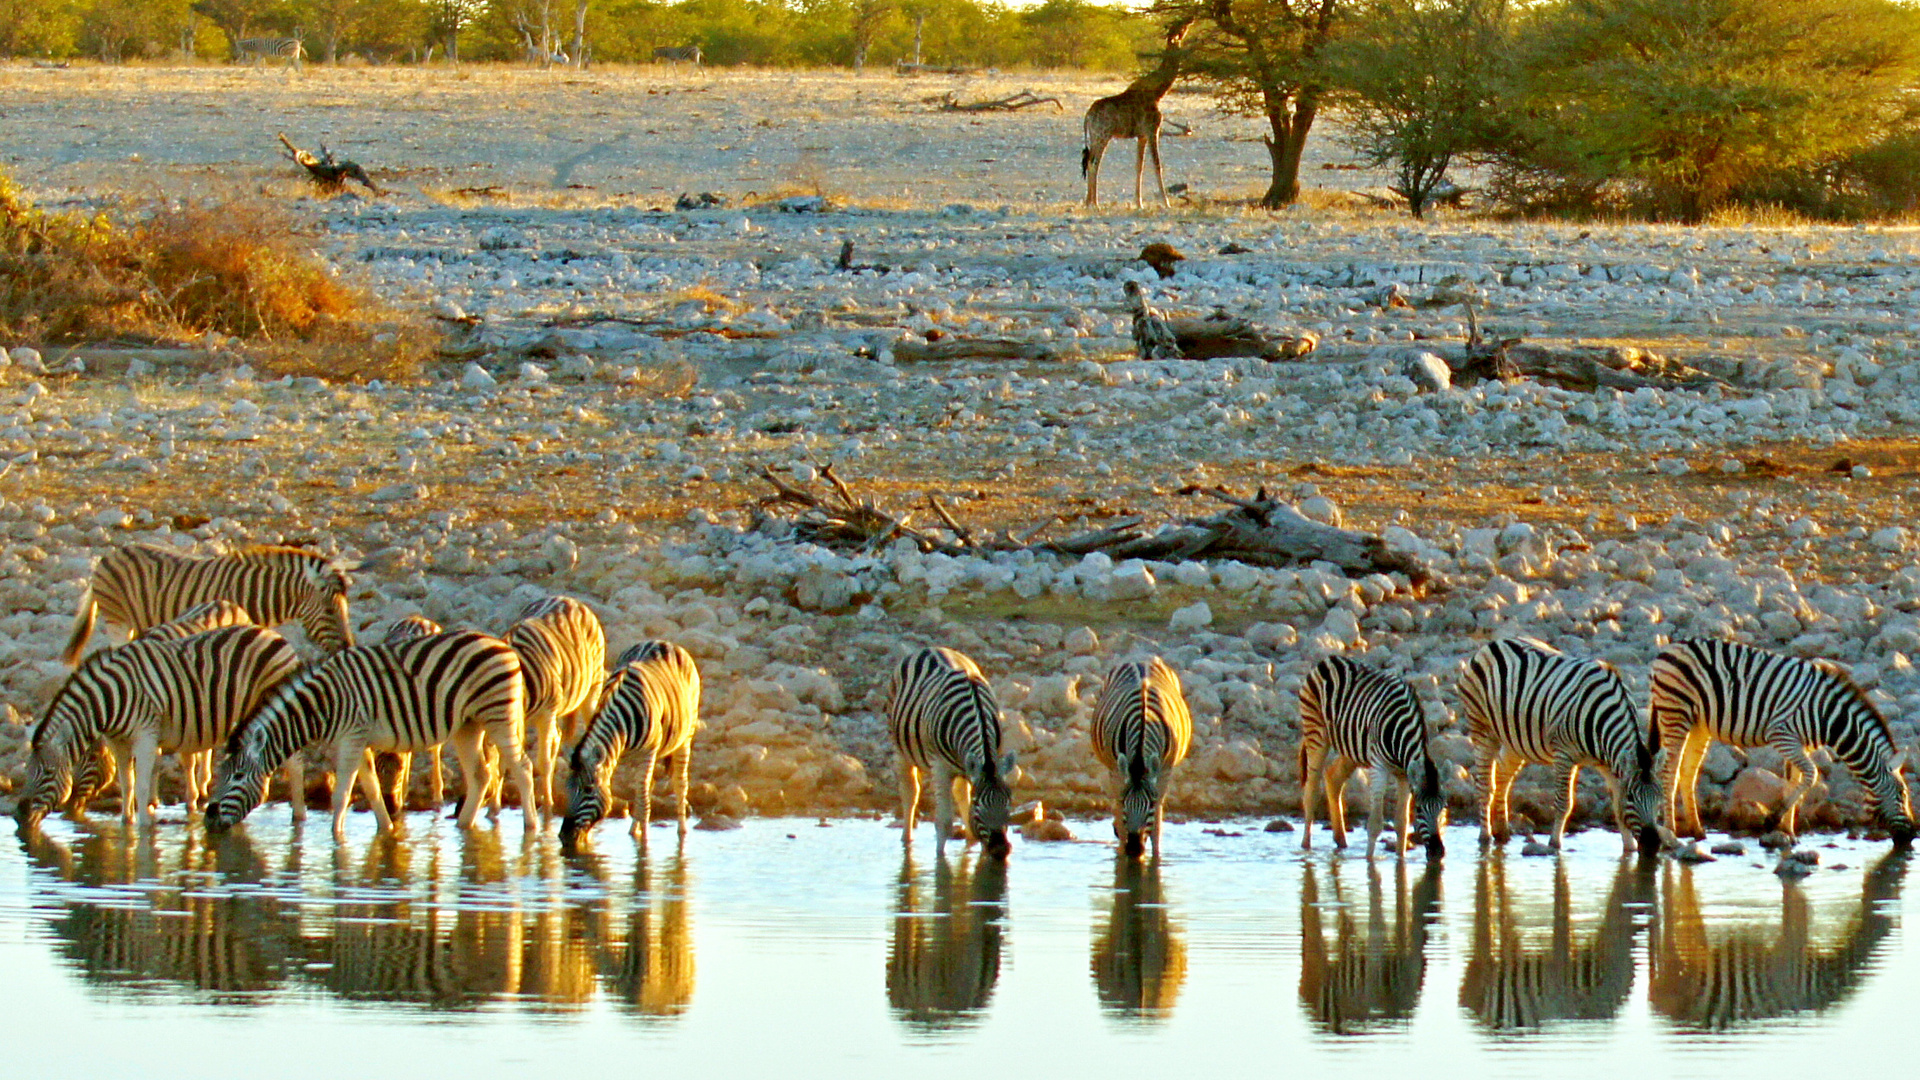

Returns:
3,66,1920,838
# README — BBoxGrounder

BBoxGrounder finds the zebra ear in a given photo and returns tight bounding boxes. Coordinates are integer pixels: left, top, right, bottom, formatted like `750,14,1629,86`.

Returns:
998,750,1016,778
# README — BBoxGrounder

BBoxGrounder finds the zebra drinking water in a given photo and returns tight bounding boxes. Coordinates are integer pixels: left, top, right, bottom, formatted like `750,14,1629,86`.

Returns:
64,543,354,665
559,642,700,854
1090,658,1193,857
206,630,537,841
480,596,607,817
1298,655,1447,859
885,648,1015,859
1458,637,1665,854
1651,638,1915,847
17,624,304,830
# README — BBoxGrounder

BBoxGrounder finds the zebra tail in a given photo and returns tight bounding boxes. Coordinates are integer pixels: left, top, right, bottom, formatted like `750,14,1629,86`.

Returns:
61,589,98,666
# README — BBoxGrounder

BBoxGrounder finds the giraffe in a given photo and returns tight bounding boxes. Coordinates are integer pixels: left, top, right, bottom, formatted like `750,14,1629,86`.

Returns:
1081,21,1192,209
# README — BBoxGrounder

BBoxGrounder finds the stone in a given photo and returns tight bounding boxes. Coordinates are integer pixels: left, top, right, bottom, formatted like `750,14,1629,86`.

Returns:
1673,842,1715,863
1654,457,1691,476
1728,767,1786,809
1109,561,1156,601
1264,818,1295,832
1521,840,1554,856
460,363,497,389
695,814,742,831
1065,626,1100,655
1169,600,1213,630
10,347,45,374
1402,351,1452,393
1709,840,1747,856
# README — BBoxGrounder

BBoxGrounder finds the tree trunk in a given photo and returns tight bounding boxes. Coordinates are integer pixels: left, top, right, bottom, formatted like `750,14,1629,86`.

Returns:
572,0,587,69
912,12,923,66
1260,90,1319,209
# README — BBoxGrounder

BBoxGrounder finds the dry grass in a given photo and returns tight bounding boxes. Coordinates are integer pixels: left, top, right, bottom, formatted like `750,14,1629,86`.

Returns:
0,170,426,380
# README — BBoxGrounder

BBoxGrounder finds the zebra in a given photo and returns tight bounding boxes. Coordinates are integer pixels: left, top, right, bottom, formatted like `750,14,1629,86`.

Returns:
61,599,259,817
1298,655,1447,858
205,629,537,841
371,615,446,815
16,624,305,830
63,543,355,665
1091,854,1187,1022
479,596,608,817
233,31,305,68
652,45,702,65
1090,658,1193,857
559,642,700,854
1298,860,1440,1034
885,647,1016,859
1458,638,1665,854
1459,855,1651,1031
1651,638,1916,847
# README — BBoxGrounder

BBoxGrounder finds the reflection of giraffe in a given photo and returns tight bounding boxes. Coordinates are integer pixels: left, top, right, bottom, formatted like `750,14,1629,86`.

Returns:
1081,21,1191,208
1458,854,1651,1031
1651,854,1905,1029
1299,859,1440,1035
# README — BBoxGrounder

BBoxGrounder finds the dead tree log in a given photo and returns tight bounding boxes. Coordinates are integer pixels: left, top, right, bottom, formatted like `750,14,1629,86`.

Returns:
887,337,1054,362
1452,303,1725,392
277,133,381,195
934,89,1063,113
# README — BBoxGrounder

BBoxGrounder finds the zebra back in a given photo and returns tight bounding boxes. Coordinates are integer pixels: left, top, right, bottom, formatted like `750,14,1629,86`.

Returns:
19,625,302,827
886,647,1015,852
1653,638,1913,837
1091,658,1193,848
561,641,700,840
507,596,607,730
139,600,254,641
67,543,354,664
207,631,522,829
381,615,443,643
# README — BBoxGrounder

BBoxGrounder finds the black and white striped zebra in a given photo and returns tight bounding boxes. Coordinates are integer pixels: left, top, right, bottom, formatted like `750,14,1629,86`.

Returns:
371,615,446,815
559,642,700,853
885,648,1016,859
17,624,304,830
1458,638,1665,854
64,543,354,665
484,596,607,816
233,31,305,68
60,599,261,816
1091,658,1193,857
1298,655,1446,858
206,630,535,841
1651,638,1915,847
651,45,702,65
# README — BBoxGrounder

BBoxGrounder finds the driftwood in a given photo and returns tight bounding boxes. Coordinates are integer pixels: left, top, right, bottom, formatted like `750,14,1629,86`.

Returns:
935,89,1062,113
1453,304,1725,392
752,468,1428,581
898,62,978,76
888,337,1054,362
1126,282,1317,362
277,133,380,194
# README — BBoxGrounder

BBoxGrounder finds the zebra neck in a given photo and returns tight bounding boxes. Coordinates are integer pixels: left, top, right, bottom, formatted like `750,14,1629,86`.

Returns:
251,676,341,768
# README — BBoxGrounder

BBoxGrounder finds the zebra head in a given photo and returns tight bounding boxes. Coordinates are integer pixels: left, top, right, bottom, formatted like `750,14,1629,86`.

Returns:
15,737,75,831
1870,754,1915,850
302,559,356,653
1413,758,1447,858
969,750,1017,860
1621,740,1666,855
559,741,615,854
1117,754,1160,858
15,670,103,829
205,750,269,833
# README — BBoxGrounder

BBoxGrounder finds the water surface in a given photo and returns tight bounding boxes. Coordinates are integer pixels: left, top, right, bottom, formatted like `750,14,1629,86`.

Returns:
5,815,1912,1079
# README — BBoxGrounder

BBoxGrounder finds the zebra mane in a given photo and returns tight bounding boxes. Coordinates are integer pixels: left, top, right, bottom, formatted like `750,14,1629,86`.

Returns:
32,647,123,750
1812,659,1895,739
233,543,329,562
223,662,315,755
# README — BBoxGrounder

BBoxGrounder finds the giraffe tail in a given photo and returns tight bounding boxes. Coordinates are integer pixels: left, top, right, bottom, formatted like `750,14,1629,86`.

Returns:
1080,145,1091,179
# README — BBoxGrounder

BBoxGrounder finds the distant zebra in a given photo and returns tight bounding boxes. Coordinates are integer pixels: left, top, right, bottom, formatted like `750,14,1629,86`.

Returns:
885,648,1015,859
480,596,607,816
233,31,305,68
372,615,446,815
1090,658,1193,857
651,45,702,65
1298,655,1446,858
1458,638,1664,854
559,641,700,853
206,630,536,841
64,543,355,665
1651,639,1915,847
63,600,261,815
17,625,304,830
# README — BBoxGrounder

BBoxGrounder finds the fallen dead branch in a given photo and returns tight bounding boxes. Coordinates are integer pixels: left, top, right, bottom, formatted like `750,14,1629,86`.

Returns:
1125,282,1317,362
886,337,1054,362
934,89,1062,113
277,133,381,195
750,467,1429,581
1452,304,1727,392
898,62,978,76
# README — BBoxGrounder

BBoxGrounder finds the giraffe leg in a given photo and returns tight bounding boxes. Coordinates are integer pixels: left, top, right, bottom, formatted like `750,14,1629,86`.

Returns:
1148,130,1168,208
1084,136,1109,207
1133,136,1147,208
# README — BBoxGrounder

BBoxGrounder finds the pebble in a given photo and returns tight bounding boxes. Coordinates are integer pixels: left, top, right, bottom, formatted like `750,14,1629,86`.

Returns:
1673,842,1715,863
460,363,497,389
1521,840,1554,856
1264,819,1295,833
1709,840,1746,856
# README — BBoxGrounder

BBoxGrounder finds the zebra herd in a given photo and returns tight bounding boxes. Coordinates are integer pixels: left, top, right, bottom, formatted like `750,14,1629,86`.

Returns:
11,542,1919,859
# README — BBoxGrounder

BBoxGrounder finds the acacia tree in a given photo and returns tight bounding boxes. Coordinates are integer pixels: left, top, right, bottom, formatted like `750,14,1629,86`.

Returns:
1510,0,1920,222
1154,0,1343,208
1321,0,1510,216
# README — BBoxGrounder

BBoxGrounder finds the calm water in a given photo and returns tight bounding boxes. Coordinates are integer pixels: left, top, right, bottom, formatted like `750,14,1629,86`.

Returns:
5,814,1913,1079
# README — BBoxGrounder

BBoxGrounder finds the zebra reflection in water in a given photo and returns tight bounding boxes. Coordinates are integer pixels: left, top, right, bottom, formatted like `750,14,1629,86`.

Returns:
1091,856,1187,1023
1458,854,1653,1030
886,851,1008,1031
1651,853,1906,1029
576,851,697,1018
24,824,296,1000
1298,859,1440,1034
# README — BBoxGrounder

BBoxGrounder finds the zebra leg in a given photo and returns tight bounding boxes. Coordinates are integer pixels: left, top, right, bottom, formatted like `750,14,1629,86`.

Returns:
1476,750,1501,848
673,748,692,843
932,763,958,856
449,727,487,830
1603,771,1635,854
896,759,922,847
1326,758,1358,849
487,723,540,836
1300,744,1324,850
356,749,396,835
1364,767,1390,859
329,741,369,842
1396,777,1414,857
283,753,307,823
1676,729,1712,838
482,741,504,820
1768,738,1821,839
1493,754,1524,845
629,751,659,847
429,746,445,808
131,732,160,829
531,710,558,816
1548,758,1580,851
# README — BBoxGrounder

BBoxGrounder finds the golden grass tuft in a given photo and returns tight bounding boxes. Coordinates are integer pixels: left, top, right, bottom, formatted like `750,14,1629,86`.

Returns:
0,169,425,381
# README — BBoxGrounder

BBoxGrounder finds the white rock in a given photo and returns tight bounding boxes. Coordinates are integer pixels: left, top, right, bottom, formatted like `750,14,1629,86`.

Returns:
1171,561,1211,588
10,347,44,373
1402,352,1452,393
1109,561,1156,601
1654,457,1691,476
461,363,497,389
1065,626,1100,655
1872,527,1909,552
432,298,467,321
518,363,550,384
92,508,130,529
1169,601,1213,630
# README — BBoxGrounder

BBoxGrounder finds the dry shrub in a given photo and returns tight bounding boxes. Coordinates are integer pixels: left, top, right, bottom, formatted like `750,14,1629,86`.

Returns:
134,201,363,340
